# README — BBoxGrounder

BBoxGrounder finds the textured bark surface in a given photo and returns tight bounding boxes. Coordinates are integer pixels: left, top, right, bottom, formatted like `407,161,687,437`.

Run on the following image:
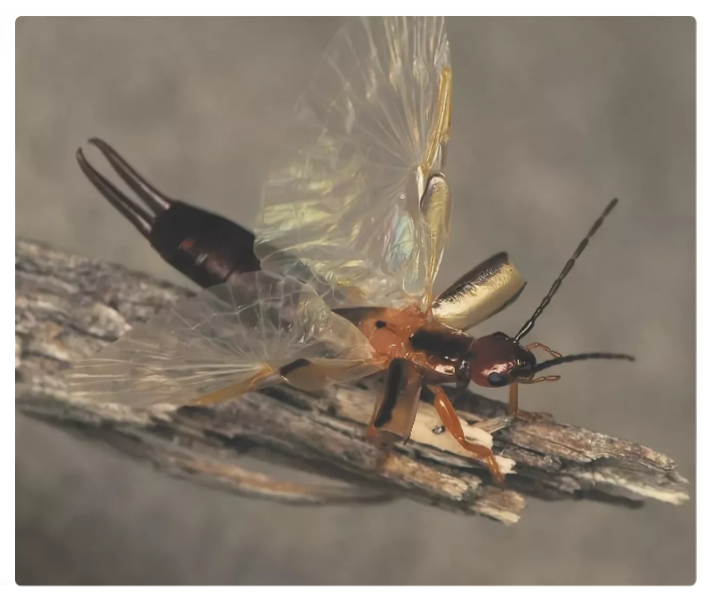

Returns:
15,238,690,525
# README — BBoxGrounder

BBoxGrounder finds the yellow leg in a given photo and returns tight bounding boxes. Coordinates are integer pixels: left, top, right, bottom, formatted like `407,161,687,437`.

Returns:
429,384,505,485
509,376,560,416
523,375,561,384
508,382,519,416
525,342,562,359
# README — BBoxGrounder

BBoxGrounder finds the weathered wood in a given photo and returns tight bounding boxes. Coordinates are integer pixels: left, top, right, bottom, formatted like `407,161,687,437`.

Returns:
15,238,690,524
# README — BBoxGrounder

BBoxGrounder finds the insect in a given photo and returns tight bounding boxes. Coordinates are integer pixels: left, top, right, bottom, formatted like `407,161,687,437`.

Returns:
70,17,634,485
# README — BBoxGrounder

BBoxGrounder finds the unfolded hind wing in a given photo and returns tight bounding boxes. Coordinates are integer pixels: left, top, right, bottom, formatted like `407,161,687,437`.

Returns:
254,17,452,312
68,272,378,408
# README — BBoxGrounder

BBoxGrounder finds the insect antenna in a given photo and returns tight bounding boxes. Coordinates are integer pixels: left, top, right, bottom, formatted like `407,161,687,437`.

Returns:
516,352,635,378
515,197,619,342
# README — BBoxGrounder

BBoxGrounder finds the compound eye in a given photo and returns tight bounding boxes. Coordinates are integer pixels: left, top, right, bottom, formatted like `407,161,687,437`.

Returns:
487,372,508,387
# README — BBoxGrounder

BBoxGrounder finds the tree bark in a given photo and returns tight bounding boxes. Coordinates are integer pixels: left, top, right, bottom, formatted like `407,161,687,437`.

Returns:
15,238,690,525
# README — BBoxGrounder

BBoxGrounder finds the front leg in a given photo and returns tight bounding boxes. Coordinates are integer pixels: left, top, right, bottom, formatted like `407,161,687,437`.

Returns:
508,375,560,416
429,384,505,485
508,382,520,416
524,342,562,359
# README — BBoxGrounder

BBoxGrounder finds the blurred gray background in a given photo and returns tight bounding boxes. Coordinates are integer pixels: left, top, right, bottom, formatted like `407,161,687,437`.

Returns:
16,17,695,584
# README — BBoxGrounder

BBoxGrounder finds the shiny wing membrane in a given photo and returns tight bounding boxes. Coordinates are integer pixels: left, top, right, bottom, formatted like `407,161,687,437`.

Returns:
254,16,452,312
68,272,377,408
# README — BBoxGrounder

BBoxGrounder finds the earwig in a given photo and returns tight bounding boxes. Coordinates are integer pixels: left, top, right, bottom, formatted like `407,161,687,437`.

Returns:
78,108,637,496
75,18,638,487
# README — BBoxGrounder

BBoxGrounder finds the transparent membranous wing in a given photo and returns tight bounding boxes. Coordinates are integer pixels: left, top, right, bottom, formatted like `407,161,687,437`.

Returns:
254,17,452,312
68,272,377,408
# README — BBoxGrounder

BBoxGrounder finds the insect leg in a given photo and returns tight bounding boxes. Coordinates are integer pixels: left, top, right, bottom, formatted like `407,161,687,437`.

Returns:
429,384,505,485
508,375,560,416
524,342,562,359
508,382,520,416
367,358,423,447
522,375,561,384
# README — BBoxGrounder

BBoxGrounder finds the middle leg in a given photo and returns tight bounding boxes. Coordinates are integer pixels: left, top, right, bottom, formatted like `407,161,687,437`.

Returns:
429,384,505,485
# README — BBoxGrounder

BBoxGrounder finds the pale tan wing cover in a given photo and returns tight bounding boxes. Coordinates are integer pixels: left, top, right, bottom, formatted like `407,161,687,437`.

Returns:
254,17,452,311
432,252,526,330
68,272,377,408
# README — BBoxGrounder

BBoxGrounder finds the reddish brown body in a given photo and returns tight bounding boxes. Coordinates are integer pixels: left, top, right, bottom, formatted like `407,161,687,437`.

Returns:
336,306,474,384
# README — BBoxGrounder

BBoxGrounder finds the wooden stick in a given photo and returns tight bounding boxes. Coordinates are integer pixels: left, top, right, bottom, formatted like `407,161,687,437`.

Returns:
15,238,689,525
